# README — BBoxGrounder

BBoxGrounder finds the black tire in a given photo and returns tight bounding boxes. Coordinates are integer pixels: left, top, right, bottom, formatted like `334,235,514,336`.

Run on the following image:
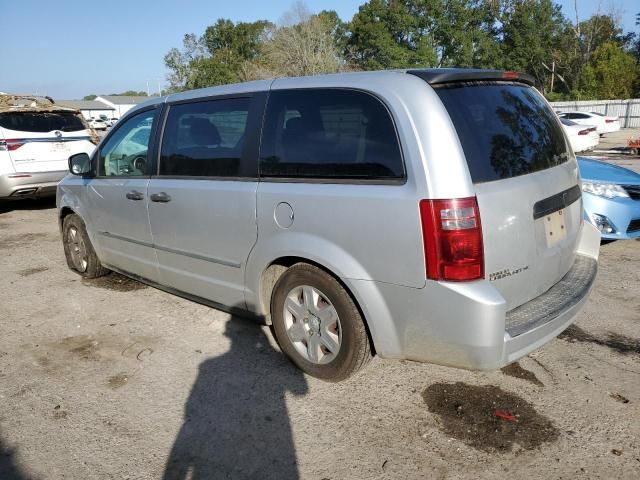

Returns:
62,214,109,278
270,263,372,382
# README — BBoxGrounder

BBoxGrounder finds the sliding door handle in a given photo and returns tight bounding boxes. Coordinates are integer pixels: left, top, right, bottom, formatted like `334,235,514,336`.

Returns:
126,190,144,201
150,192,171,203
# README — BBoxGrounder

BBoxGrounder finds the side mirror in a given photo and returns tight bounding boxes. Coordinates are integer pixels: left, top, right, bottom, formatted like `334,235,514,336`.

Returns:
68,153,92,176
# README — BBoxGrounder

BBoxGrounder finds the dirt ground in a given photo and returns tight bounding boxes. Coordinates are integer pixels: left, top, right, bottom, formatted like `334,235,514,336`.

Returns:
1,195,639,479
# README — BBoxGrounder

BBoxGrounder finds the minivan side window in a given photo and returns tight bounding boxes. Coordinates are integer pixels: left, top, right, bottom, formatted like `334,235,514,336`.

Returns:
260,89,404,181
159,97,251,178
98,109,157,177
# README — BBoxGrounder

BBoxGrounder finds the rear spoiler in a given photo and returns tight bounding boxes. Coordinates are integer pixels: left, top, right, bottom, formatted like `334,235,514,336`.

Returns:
407,69,536,87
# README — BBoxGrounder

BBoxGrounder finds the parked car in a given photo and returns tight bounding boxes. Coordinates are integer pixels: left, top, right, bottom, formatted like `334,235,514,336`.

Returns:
560,118,599,152
87,118,107,130
58,69,600,381
578,156,640,240
557,111,620,135
98,115,119,128
0,94,96,199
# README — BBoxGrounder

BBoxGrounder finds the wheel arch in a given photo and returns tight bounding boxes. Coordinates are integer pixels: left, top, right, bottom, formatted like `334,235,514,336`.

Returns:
258,255,377,356
59,206,76,231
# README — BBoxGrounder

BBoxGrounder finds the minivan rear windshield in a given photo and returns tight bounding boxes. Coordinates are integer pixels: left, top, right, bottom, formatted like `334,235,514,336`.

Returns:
435,82,569,183
0,111,86,133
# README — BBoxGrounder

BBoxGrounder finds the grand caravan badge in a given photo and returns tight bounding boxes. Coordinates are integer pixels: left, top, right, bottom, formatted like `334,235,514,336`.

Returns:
489,265,529,282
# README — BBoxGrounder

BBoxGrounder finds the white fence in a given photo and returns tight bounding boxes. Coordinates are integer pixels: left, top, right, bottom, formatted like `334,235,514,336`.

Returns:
549,99,640,128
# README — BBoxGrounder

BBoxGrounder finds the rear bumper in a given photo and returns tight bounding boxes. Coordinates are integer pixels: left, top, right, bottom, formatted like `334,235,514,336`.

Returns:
0,170,68,199
351,223,600,370
503,254,596,364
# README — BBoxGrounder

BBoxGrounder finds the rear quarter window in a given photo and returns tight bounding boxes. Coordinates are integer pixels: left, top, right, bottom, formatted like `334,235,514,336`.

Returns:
260,89,404,181
435,83,569,183
0,112,86,133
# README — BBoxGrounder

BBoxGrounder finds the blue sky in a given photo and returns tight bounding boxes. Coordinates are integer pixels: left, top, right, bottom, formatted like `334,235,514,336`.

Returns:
1,0,638,99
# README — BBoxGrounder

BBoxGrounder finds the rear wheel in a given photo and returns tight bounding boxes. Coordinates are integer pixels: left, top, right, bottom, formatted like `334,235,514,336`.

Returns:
270,263,372,382
62,214,109,278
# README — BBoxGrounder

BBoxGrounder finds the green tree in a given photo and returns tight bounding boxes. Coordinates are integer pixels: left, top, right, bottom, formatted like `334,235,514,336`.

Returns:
498,0,567,93
549,12,636,98
83,94,97,101
202,19,272,66
164,20,272,91
433,0,502,68
347,0,439,70
113,90,147,96
346,0,501,71
316,9,350,54
164,33,206,92
576,41,638,99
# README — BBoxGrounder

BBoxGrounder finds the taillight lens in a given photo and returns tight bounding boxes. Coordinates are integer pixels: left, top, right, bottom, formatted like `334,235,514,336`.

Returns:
578,129,590,136
0,139,26,151
419,197,484,282
605,119,615,123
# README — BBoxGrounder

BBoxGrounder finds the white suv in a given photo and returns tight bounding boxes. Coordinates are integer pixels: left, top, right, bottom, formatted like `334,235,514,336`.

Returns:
0,95,96,199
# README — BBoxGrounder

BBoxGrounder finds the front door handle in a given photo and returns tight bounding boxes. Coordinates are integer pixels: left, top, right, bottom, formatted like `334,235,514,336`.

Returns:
150,192,171,203
126,190,144,201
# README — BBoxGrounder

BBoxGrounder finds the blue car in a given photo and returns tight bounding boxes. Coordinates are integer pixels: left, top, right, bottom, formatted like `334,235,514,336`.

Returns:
577,157,640,240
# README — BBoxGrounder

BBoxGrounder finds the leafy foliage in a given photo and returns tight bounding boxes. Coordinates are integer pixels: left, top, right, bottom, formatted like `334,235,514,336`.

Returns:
163,1,640,100
575,42,638,99
110,91,148,96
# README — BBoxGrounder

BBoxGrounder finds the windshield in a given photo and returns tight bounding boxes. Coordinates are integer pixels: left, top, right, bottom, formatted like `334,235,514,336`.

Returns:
435,82,570,183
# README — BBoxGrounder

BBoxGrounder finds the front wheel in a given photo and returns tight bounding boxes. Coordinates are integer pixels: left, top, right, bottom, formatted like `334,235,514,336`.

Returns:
270,263,372,382
62,214,109,278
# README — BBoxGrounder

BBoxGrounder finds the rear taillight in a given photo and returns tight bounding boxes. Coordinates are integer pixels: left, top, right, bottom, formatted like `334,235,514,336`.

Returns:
502,71,519,80
419,197,484,282
605,119,616,123
0,139,26,151
578,129,590,136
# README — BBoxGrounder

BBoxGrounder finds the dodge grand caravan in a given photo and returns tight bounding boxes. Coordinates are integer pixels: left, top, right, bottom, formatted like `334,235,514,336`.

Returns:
57,69,600,381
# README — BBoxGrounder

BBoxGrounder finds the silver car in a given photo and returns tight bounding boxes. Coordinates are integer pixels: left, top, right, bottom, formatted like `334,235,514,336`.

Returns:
57,69,600,381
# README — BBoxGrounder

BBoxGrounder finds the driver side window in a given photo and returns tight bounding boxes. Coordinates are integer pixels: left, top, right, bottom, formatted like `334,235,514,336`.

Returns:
98,110,157,177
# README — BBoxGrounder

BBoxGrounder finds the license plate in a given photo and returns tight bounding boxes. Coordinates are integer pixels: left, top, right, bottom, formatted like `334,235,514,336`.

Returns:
544,209,567,247
52,142,70,152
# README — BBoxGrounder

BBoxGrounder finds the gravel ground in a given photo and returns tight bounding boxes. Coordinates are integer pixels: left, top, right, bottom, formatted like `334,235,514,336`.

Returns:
0,199,639,480
584,127,640,174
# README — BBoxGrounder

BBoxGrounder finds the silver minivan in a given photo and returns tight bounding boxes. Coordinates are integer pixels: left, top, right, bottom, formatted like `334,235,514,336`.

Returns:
58,69,600,381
